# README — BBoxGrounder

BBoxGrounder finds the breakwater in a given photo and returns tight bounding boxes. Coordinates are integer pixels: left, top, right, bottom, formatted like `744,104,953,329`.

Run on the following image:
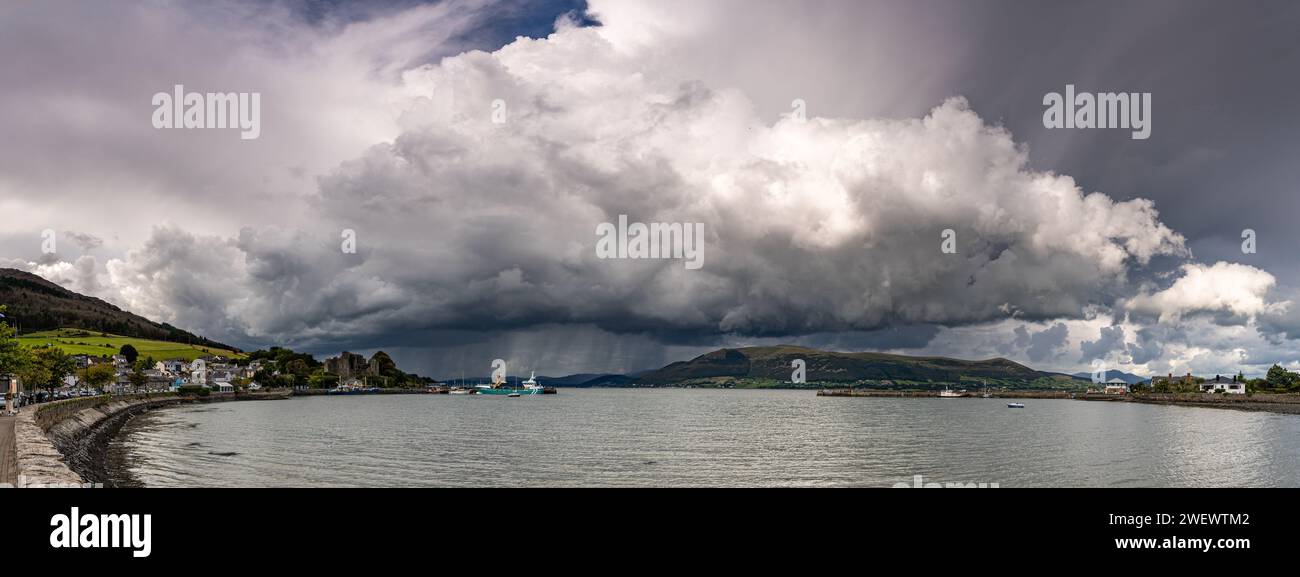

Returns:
815,388,1300,415
816,390,1075,398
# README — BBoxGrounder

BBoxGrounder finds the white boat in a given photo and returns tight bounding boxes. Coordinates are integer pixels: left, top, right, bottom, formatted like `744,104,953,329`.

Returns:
939,388,962,398
521,371,543,391
1007,402,1025,408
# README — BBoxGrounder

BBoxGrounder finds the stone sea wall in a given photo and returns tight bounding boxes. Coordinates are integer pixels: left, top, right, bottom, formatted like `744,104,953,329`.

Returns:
14,394,183,487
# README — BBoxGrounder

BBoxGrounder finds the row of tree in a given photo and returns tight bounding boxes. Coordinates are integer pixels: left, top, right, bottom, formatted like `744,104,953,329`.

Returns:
1262,364,1300,392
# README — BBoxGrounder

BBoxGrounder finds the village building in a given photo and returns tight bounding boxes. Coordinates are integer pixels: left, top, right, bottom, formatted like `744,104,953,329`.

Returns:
1200,375,1246,395
189,358,209,386
1104,378,1129,395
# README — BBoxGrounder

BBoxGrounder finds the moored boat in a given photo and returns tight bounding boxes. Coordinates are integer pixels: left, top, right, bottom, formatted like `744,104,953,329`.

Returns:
474,372,543,396
1007,402,1025,408
327,385,380,395
475,386,541,396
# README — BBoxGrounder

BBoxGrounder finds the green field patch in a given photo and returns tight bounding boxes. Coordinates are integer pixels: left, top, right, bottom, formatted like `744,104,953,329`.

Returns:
18,328,244,361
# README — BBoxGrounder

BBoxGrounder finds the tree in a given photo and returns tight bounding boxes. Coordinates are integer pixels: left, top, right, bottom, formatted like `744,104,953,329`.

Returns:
0,305,29,380
308,371,339,389
128,368,148,392
15,356,50,394
30,347,74,392
1265,364,1295,391
283,358,310,378
80,363,115,392
119,344,139,366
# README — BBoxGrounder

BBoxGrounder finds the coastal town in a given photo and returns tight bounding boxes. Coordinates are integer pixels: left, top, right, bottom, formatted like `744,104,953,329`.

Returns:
0,316,452,412
1,347,450,409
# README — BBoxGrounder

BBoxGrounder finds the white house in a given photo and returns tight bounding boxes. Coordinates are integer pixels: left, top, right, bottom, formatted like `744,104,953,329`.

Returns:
190,358,208,386
1103,378,1129,395
1201,377,1246,395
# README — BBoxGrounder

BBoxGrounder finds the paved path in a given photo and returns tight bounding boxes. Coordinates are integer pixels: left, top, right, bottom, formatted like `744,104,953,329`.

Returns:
0,414,15,486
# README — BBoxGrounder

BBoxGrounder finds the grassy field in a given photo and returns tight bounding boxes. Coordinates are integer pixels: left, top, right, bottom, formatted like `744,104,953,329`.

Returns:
18,328,245,361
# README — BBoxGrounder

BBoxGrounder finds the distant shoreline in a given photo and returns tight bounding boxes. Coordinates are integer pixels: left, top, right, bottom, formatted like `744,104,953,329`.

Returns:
815,388,1300,415
1125,393,1300,415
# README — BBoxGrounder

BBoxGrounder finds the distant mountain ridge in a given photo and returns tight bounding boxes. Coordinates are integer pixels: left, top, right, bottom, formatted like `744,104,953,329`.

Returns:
542,373,637,387
497,347,1090,389
637,345,1075,386
0,268,239,352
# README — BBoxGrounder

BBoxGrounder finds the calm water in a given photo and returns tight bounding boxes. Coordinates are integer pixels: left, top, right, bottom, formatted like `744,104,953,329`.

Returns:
110,389,1300,487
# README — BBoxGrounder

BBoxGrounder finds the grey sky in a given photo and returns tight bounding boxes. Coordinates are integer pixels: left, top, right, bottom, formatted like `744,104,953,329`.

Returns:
2,0,1299,379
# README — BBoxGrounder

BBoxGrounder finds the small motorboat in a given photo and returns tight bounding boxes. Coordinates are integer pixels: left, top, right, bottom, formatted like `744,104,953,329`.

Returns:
1007,402,1025,408
507,392,521,397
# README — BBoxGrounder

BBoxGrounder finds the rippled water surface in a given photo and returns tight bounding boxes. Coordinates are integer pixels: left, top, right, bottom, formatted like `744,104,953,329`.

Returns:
110,389,1300,487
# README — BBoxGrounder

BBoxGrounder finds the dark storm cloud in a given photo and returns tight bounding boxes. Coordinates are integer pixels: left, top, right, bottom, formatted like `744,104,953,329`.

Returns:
7,0,1300,376
1080,325,1127,363
1026,323,1069,363
935,0,1300,289
1127,327,1164,365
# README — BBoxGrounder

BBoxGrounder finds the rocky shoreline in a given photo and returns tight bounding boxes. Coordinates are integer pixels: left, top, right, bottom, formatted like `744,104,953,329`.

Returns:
13,391,291,488
817,389,1300,415
1126,393,1300,415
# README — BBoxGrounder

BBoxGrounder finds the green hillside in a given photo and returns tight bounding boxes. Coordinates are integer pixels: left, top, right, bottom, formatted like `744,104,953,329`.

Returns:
0,267,239,352
19,328,245,362
637,345,1086,390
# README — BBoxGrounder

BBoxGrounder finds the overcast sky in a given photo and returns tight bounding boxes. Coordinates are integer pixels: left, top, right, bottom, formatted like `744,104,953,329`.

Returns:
3,0,1300,379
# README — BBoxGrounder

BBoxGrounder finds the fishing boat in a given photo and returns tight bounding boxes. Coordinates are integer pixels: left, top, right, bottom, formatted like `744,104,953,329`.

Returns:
1007,402,1025,408
939,387,962,398
476,385,539,396
521,371,544,392
475,372,542,396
